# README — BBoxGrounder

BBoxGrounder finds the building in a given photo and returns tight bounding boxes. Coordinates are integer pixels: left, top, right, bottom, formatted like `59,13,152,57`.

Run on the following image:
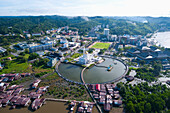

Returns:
79,48,92,65
79,48,102,65
26,34,31,38
41,37,56,46
0,47,6,53
29,43,53,53
60,38,68,44
32,79,41,89
32,33,41,36
47,58,57,67
17,42,29,50
104,28,109,36
96,84,100,91
63,43,69,48
0,63,3,70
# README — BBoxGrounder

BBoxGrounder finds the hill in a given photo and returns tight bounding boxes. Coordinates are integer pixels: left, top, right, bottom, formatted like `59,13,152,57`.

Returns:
0,15,165,36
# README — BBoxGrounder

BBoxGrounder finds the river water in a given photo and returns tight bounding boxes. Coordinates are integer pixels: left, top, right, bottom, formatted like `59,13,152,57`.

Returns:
0,101,98,113
0,101,68,113
152,31,170,48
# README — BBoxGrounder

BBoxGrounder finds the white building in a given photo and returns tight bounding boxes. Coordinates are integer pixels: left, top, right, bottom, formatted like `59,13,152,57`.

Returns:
104,28,109,36
60,38,68,44
29,43,53,53
41,37,56,46
79,48,102,65
26,34,31,38
63,43,69,48
0,47,7,53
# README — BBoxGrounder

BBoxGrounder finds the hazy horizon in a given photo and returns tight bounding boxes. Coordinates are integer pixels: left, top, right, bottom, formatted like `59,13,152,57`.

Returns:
0,0,170,17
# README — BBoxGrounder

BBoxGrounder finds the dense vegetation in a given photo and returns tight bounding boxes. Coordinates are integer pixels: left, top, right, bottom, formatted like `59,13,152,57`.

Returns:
0,16,160,36
118,82,170,113
135,61,162,82
2,16,170,48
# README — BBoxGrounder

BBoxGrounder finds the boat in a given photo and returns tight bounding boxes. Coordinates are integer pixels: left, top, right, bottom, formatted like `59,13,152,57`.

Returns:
107,65,113,71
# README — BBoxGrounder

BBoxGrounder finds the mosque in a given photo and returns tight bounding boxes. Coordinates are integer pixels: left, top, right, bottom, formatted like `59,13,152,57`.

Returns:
78,48,103,65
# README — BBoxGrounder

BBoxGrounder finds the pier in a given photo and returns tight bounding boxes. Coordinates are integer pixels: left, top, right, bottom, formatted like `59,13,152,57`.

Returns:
94,65,108,68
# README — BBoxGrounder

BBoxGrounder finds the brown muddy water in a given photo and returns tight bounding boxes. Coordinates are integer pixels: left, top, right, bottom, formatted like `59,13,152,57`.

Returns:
0,101,99,113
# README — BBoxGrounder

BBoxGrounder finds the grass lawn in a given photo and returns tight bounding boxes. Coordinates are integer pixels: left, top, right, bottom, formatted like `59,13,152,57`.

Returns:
24,54,30,59
91,42,111,49
0,54,15,60
71,53,83,58
33,66,53,74
0,61,30,74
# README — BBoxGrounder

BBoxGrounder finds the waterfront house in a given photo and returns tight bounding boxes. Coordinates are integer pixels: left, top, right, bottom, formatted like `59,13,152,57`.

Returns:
114,94,120,99
104,103,111,111
93,93,99,99
31,98,45,110
113,100,122,106
96,84,100,92
98,95,105,104
20,98,31,106
28,92,42,99
32,79,41,89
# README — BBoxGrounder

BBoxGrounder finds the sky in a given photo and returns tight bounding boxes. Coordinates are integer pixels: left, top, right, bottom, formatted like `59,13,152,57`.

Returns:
0,0,170,17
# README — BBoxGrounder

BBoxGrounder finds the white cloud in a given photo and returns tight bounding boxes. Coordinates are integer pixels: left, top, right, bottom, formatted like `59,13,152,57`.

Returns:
0,0,169,16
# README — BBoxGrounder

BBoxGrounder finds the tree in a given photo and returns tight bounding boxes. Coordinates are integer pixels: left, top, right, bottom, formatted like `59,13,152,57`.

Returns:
125,101,136,113
139,60,145,65
88,48,94,53
28,53,39,60
16,56,27,63
144,103,151,113
24,48,29,54
153,63,162,76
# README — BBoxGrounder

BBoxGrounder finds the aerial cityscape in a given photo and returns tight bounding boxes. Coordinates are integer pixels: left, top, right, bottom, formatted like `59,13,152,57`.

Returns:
0,0,170,113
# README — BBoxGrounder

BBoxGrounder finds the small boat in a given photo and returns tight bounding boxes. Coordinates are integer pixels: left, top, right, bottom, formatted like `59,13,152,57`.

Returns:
107,65,113,71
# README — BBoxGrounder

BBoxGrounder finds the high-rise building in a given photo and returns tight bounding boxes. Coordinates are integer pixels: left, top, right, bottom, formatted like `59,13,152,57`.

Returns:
104,28,110,36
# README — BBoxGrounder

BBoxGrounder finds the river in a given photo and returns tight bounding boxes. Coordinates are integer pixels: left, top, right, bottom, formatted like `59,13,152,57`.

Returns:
0,101,99,113
152,31,170,48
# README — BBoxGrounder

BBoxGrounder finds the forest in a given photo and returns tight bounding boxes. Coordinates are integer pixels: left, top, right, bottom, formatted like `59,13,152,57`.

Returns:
0,15,162,36
117,82,170,113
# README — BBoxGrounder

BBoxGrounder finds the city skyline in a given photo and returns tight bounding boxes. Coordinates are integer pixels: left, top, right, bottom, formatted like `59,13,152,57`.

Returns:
0,0,170,17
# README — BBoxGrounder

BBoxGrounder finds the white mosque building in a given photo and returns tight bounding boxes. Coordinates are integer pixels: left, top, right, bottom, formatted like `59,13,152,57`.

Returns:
78,48,103,66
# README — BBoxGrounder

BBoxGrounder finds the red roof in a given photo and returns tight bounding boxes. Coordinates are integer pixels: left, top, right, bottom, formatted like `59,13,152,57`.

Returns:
96,84,100,91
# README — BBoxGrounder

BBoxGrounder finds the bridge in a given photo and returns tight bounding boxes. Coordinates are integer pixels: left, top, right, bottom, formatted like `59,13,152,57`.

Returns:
80,67,103,113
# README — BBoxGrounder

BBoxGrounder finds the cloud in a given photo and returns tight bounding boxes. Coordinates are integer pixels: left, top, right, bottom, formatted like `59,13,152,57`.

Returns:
0,0,170,16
